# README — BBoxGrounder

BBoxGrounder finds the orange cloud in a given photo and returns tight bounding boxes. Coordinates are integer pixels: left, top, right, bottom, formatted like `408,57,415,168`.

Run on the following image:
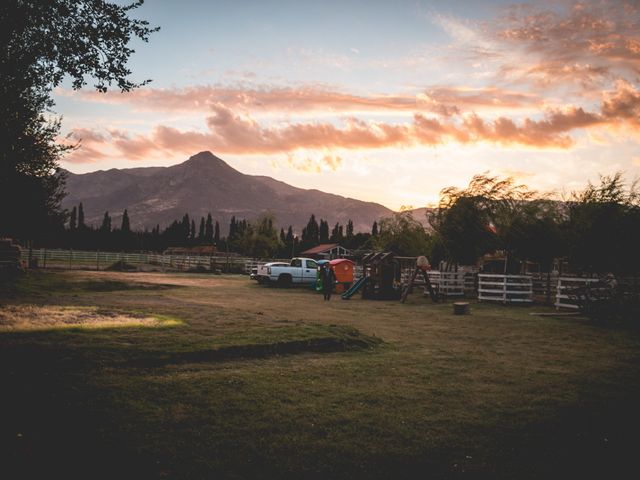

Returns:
283,154,343,173
602,79,640,123
65,103,611,163
64,83,543,117
495,1,640,88
65,78,640,164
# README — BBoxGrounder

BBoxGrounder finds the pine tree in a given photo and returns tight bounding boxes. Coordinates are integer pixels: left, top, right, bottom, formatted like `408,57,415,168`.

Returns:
319,219,329,243
330,222,342,242
214,220,220,244
371,221,378,236
121,209,130,232
100,211,111,233
229,216,237,240
346,219,354,238
286,225,294,244
280,227,286,244
198,217,205,242
181,214,190,243
78,203,85,229
190,219,196,243
303,214,320,245
69,206,77,230
205,213,213,243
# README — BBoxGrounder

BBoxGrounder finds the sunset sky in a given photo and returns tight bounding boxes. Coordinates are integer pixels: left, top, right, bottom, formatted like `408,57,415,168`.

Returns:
56,0,640,210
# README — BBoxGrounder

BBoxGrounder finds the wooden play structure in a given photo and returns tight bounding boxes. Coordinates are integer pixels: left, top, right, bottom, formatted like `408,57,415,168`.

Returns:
360,252,402,300
400,256,438,303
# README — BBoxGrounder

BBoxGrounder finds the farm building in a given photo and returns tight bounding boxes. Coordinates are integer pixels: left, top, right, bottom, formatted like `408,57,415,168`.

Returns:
163,245,217,256
300,243,351,260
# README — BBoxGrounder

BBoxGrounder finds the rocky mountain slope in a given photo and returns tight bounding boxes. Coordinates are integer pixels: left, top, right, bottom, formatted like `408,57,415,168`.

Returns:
62,151,394,233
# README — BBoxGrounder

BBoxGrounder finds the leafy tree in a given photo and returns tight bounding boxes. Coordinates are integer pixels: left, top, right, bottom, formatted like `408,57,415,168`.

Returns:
241,213,282,258
374,210,430,256
0,0,157,242
430,196,496,265
502,200,563,271
565,173,640,274
431,174,537,265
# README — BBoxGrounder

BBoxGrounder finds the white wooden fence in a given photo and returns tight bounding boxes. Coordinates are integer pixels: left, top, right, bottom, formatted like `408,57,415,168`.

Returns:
20,248,281,274
478,274,533,303
554,277,603,309
427,271,465,296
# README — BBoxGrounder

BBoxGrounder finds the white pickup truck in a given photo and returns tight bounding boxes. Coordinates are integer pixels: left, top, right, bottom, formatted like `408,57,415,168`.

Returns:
255,257,319,287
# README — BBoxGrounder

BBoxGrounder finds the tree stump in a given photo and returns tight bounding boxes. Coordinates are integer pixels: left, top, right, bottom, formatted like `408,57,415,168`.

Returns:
453,302,470,315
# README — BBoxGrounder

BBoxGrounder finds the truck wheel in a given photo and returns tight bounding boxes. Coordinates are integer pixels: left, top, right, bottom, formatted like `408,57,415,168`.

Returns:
277,274,292,288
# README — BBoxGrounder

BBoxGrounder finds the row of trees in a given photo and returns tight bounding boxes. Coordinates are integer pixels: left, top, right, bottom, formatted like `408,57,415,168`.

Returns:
41,172,640,276
58,204,382,257
373,173,640,275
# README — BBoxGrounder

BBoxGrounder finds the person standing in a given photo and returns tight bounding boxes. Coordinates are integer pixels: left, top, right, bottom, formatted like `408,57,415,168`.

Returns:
322,264,335,301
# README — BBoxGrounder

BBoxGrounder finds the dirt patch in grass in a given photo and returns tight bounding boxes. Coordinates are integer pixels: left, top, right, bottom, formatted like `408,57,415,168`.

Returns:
0,305,174,332
74,270,228,288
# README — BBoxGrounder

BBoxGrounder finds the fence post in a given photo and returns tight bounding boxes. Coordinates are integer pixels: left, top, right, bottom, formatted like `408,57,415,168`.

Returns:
502,275,507,303
97,250,100,271
69,248,72,269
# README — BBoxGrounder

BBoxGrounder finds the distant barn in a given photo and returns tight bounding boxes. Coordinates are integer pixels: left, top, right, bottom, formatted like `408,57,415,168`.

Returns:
300,243,351,260
163,245,217,256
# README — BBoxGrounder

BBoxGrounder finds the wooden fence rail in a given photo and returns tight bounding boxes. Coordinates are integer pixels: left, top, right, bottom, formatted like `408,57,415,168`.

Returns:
427,271,465,296
478,274,533,303
555,277,603,310
20,248,280,274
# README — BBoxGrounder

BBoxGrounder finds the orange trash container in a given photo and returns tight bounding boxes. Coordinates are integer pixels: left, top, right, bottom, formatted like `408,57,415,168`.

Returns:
329,259,355,294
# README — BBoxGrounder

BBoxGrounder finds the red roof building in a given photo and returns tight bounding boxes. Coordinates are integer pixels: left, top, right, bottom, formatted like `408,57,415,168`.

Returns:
300,243,351,260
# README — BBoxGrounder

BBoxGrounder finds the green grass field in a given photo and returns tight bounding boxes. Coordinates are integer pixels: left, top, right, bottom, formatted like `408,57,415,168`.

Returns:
1,270,640,479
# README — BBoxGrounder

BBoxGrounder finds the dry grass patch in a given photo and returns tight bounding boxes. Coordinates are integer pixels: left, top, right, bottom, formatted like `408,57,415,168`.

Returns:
0,305,176,332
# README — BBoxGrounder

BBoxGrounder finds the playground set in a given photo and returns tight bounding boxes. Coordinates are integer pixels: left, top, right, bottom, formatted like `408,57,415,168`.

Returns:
338,252,439,302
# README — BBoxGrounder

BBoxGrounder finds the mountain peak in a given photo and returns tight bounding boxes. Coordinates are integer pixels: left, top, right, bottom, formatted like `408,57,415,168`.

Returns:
181,151,238,171
185,150,220,164
62,151,393,232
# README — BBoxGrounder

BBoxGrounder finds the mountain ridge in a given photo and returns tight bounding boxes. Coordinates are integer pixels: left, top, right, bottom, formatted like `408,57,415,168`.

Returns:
62,151,396,234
